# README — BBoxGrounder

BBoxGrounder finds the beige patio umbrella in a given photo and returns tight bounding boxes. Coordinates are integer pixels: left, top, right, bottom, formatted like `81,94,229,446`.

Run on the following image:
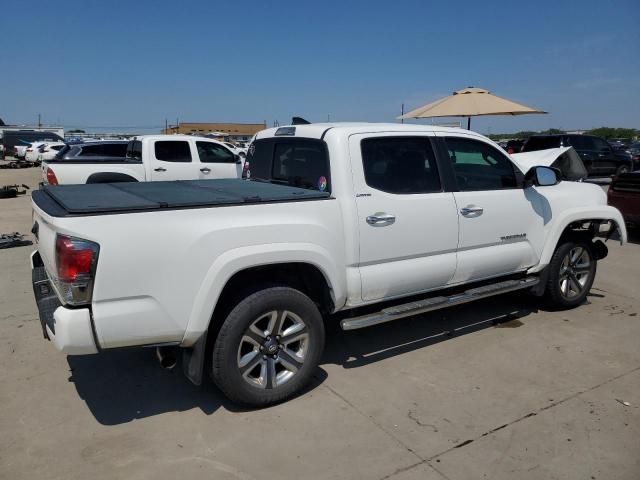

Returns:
398,87,547,129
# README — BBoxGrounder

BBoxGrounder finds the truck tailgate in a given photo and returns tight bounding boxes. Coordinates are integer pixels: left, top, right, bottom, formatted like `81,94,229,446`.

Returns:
33,179,330,216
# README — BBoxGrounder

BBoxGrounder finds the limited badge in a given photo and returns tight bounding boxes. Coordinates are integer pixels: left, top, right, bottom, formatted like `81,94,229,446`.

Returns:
317,176,327,191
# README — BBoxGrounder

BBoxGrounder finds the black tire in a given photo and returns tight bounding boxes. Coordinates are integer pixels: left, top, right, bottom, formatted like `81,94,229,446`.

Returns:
544,240,597,309
211,286,325,407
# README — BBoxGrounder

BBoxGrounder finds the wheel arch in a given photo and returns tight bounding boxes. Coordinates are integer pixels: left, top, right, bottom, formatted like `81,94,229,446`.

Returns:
182,244,345,347
86,172,139,183
529,206,626,274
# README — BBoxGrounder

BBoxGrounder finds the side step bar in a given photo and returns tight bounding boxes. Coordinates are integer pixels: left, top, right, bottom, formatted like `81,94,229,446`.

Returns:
341,277,539,331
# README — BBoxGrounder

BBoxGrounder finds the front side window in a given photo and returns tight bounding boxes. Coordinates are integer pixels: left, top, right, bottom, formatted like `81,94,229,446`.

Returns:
154,141,192,162
361,137,441,194
445,137,517,191
567,136,595,150
197,141,235,163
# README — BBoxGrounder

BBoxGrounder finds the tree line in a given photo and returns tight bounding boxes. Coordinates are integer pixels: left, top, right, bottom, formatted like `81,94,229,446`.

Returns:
488,127,638,141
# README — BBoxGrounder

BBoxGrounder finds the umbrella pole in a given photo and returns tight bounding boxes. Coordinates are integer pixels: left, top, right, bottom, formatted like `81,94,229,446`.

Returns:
467,117,471,130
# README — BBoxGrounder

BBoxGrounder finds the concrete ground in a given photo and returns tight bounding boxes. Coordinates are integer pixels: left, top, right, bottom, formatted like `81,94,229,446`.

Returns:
1,167,639,480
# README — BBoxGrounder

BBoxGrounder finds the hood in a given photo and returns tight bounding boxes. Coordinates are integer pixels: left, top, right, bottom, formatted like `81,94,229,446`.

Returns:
511,147,588,181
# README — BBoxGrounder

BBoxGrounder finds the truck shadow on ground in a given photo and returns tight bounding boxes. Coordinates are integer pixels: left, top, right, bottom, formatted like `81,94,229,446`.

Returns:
67,292,552,425
321,292,541,369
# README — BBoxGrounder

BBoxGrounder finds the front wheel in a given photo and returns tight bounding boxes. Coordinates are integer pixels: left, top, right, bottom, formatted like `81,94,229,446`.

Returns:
544,241,597,309
211,286,325,407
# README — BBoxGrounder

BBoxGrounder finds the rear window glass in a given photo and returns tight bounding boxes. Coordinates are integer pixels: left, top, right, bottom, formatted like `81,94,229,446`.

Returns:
126,140,142,160
155,141,192,162
246,139,330,192
522,136,561,151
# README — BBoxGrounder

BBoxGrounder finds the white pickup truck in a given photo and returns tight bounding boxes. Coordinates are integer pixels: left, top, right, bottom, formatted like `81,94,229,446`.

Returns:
42,135,244,185
30,123,626,406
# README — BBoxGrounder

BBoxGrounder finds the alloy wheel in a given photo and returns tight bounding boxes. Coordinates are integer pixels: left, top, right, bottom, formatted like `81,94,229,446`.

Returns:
237,310,309,389
558,246,592,299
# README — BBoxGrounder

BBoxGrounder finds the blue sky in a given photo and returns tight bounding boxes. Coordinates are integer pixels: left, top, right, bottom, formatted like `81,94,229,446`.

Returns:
2,0,639,134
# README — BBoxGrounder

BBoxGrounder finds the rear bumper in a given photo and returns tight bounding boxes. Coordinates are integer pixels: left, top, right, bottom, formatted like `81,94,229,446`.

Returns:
31,251,98,355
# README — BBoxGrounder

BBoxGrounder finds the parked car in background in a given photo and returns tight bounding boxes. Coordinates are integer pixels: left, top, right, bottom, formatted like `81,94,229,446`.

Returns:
608,172,640,228
25,141,53,162
224,141,248,158
14,142,30,159
37,142,66,162
608,138,631,151
42,136,243,185
522,134,634,177
628,142,640,166
2,130,64,154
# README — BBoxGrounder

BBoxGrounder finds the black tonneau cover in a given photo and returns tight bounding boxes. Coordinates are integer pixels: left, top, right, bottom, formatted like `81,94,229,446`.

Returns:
34,179,330,217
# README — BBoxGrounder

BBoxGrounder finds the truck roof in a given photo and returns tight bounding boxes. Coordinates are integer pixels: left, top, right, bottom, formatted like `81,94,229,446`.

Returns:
255,122,480,141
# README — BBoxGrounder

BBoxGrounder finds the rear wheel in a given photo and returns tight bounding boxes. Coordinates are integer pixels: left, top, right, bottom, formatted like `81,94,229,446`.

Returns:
544,241,596,309
211,286,325,407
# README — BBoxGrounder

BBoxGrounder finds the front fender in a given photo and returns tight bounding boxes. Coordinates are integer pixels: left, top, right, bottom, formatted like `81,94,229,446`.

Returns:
181,242,346,345
528,205,627,273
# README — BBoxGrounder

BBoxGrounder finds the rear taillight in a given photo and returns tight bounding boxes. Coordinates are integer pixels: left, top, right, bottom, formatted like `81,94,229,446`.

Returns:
242,161,250,179
55,234,99,305
46,167,58,185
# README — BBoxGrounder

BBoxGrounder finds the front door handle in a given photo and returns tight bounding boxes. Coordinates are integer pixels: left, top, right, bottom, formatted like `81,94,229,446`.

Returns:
200,167,211,174
154,167,167,172
366,213,396,226
460,206,483,216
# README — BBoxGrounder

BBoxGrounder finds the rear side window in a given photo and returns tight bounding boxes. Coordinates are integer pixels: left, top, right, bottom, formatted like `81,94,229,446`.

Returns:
197,141,236,163
155,141,192,162
522,136,561,152
246,139,330,192
445,137,517,191
360,137,441,194
126,140,142,160
102,143,127,157
567,136,591,150
78,144,104,157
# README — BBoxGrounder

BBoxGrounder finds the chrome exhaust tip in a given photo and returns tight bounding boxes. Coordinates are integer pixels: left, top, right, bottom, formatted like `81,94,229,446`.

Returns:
156,346,177,369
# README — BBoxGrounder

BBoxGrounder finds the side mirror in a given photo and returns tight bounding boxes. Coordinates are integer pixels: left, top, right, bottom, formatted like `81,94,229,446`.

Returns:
524,166,561,188
234,154,242,164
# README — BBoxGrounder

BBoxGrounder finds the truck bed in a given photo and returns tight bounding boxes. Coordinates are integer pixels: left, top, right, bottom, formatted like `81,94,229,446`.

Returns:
33,179,331,217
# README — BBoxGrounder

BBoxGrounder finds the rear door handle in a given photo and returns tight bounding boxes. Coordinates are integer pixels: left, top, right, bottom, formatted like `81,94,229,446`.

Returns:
200,167,211,174
154,167,167,172
366,213,396,226
460,206,483,216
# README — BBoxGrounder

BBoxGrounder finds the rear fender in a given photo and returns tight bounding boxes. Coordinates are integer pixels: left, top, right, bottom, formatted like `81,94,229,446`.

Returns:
181,243,345,346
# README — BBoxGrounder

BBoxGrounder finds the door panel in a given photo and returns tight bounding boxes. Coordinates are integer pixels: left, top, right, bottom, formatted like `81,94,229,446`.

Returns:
195,141,241,179
149,140,198,181
452,189,543,283
439,134,543,283
350,134,459,302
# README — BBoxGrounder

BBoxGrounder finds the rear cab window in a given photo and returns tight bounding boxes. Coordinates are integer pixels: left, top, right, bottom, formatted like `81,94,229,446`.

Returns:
245,138,330,192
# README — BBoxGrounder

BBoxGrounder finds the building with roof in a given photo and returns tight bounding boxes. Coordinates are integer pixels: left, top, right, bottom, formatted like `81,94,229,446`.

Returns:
162,122,266,143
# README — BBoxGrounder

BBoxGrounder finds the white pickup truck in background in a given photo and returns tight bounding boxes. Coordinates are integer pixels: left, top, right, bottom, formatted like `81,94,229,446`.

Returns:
42,135,244,185
30,123,626,406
